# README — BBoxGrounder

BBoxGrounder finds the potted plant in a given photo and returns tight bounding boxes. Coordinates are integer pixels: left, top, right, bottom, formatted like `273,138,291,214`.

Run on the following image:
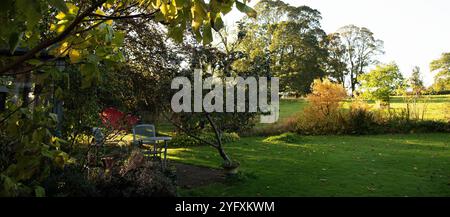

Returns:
222,160,240,175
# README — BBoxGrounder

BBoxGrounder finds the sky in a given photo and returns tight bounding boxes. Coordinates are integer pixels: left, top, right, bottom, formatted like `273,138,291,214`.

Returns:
222,0,450,87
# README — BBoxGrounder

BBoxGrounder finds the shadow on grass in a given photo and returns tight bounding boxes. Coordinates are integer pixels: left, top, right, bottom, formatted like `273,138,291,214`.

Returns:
170,133,450,197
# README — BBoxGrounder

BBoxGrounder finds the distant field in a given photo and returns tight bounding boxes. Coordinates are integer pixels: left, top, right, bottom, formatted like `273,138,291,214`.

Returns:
277,95,450,123
253,95,449,131
386,95,450,120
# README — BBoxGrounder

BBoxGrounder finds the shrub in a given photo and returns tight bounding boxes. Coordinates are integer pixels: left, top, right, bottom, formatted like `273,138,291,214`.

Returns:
296,79,347,135
383,119,450,134
295,97,449,135
344,100,381,134
248,80,449,136
168,132,240,147
0,106,72,197
297,110,345,135
412,121,450,133
306,79,347,115
44,150,179,197
95,150,177,197
247,116,298,137
43,165,99,197
0,133,14,172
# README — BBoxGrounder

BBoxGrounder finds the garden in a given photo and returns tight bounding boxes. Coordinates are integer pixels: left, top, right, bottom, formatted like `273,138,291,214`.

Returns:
0,0,449,198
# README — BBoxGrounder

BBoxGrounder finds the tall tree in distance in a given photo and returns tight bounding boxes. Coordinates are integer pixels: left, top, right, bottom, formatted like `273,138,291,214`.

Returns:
324,33,347,88
235,0,328,95
335,25,384,95
430,52,450,92
359,62,403,106
408,66,425,94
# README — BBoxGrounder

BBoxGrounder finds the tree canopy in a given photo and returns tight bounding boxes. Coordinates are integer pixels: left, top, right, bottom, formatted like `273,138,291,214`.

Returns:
0,0,256,76
359,62,403,103
430,53,450,92
234,0,328,95
334,25,384,94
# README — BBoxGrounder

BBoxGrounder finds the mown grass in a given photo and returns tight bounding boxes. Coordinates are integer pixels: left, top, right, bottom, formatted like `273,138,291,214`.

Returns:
169,133,450,196
166,95,450,196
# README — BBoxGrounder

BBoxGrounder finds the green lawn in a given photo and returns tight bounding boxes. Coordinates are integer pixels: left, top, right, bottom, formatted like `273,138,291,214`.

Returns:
169,133,450,196
278,98,308,121
164,95,450,196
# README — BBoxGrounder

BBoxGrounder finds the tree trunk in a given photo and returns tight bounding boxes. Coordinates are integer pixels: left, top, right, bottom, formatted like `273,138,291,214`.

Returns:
205,114,232,164
350,73,356,96
216,145,231,164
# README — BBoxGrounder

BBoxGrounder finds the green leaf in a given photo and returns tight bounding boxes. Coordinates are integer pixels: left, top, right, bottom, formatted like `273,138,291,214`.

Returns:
16,0,42,30
55,87,64,100
117,51,125,62
193,28,202,42
26,59,42,66
112,31,125,47
41,146,54,158
168,25,184,43
80,63,98,89
35,186,45,197
235,1,257,18
49,113,58,122
1,175,17,197
191,1,206,31
211,0,234,14
153,11,166,22
9,32,23,54
175,0,189,8
31,130,44,142
202,20,213,45
105,25,114,43
212,14,224,32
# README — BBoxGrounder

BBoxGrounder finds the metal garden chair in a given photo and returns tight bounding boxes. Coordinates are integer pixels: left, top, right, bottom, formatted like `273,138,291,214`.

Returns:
132,124,161,159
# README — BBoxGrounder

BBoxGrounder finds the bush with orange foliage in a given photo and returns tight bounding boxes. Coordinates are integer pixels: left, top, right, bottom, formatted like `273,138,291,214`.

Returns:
297,79,347,134
306,79,347,116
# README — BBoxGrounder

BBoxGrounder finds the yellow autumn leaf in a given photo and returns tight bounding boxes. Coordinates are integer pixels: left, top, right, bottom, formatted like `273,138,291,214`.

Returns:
103,3,112,9
160,3,169,15
169,2,177,16
56,12,66,20
95,9,106,16
151,0,162,9
67,3,78,15
69,49,81,63
58,42,70,56
191,12,203,31
56,25,66,33
25,31,32,39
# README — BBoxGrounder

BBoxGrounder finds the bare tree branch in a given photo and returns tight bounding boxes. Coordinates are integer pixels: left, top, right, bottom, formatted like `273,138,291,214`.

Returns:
161,112,219,149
